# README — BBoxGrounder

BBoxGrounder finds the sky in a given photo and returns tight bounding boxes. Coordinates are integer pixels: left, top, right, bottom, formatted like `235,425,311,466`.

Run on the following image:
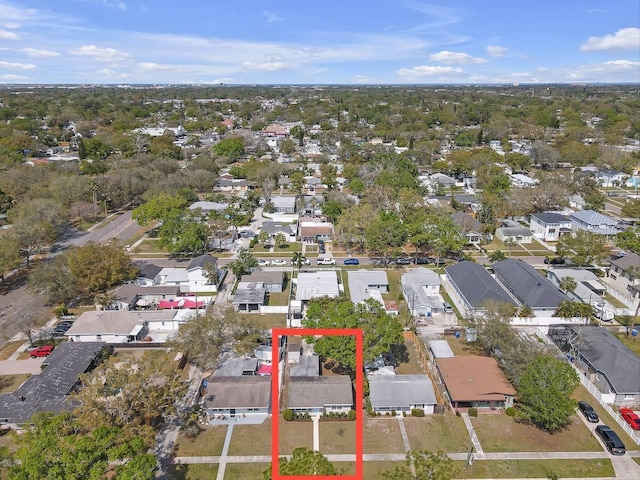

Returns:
0,0,638,85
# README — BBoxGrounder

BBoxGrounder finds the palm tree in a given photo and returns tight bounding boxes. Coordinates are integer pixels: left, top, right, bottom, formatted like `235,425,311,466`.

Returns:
291,252,302,270
489,250,506,263
504,238,517,256
559,276,577,295
274,232,287,249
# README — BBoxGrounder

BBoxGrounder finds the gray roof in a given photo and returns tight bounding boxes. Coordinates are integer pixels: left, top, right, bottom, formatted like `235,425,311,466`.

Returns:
203,376,271,409
560,325,640,395
187,254,218,270
368,375,437,409
114,284,181,303
493,259,568,309
452,212,482,234
232,282,266,305
290,355,320,377
296,272,339,301
498,226,532,236
570,210,621,235
213,357,258,376
348,270,389,304
403,267,440,287
531,212,570,224
610,252,640,272
261,221,295,236
428,340,455,358
0,342,104,424
547,268,606,303
271,196,296,208
66,310,175,336
137,263,163,280
288,376,353,409
242,271,284,285
189,201,227,212
446,261,517,309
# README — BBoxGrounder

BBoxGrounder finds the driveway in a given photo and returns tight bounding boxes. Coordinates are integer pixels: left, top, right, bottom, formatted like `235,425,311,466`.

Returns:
0,358,45,375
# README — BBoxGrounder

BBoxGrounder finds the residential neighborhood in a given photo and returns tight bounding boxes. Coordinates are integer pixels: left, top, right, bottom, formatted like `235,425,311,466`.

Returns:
0,82,639,480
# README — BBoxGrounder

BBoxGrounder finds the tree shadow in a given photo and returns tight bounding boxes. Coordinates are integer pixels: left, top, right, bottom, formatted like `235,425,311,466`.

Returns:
389,343,409,366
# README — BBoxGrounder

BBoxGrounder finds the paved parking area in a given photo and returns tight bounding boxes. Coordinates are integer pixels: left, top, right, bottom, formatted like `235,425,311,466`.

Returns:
0,358,45,375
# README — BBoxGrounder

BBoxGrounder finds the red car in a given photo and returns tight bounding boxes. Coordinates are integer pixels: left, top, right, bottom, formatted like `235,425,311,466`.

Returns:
30,345,54,358
620,408,640,430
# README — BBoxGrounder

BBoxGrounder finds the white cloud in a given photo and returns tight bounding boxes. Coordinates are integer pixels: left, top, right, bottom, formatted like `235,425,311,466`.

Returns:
588,8,607,14
0,60,37,70
428,50,487,65
138,62,185,72
242,61,289,71
581,28,640,51
486,45,509,57
263,10,282,23
22,48,60,58
397,65,465,80
0,29,18,39
96,68,129,78
69,45,130,61
0,74,27,80
352,74,378,84
76,0,127,10
3,23,21,28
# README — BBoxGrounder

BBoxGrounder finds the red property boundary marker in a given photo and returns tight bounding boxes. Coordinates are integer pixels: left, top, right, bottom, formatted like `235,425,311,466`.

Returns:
271,327,364,480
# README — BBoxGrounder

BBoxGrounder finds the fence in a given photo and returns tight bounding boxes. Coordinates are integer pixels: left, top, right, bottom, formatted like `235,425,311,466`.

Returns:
402,330,448,410
259,306,289,314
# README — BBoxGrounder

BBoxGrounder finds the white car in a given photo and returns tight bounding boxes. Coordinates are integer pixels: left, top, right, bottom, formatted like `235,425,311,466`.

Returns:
271,259,287,266
257,259,271,267
291,256,311,266
317,257,336,265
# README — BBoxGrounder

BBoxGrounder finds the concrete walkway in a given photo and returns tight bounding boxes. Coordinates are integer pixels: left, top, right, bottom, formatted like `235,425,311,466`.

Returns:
461,413,484,455
312,415,320,451
396,416,411,452
215,424,234,480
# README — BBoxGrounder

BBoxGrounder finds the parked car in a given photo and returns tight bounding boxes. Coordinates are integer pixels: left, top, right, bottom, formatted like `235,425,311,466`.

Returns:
395,257,412,265
415,257,433,265
595,425,626,455
30,345,54,358
317,257,336,265
577,401,599,423
343,258,360,265
257,259,271,267
290,257,310,266
620,408,640,430
544,256,565,265
443,302,454,314
271,259,287,266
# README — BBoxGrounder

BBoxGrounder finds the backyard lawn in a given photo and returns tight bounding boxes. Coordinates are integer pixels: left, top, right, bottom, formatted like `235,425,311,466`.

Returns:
227,420,272,456
364,418,405,454
456,459,613,478
174,427,227,457
0,341,24,361
394,339,426,375
245,313,287,329
404,414,468,453
471,412,601,452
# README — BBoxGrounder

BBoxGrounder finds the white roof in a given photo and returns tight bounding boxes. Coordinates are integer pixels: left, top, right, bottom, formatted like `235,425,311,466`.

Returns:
348,270,389,304
296,271,340,301
159,267,189,283
429,340,455,358
66,310,176,336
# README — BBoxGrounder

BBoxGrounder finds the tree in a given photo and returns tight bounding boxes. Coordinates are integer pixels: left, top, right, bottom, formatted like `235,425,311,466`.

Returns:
13,294,49,347
488,250,506,263
616,229,640,254
554,300,593,321
517,356,579,432
503,238,517,256
132,193,187,225
320,163,337,189
290,126,305,146
8,412,156,480
158,211,209,256
264,447,338,478
274,232,287,248
261,176,275,203
279,138,296,155
258,230,269,244
289,171,305,195
223,196,252,236
202,262,220,287
168,304,264,371
556,231,606,266
0,231,21,282
365,211,407,262
559,276,577,295
382,450,456,480
213,136,244,160
335,203,377,253
228,247,258,278
621,198,640,219
28,255,76,305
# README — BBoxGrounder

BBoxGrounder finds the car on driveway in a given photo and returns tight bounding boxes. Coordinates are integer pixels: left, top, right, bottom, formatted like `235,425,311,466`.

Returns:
620,408,640,430
577,401,599,423
343,258,360,265
257,259,271,267
30,345,54,358
595,425,626,455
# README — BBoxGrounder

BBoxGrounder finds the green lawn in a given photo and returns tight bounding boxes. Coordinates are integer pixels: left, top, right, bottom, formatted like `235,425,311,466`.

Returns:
364,418,406,454
319,421,357,455
227,419,272,456
0,340,24,361
0,374,30,394
403,414,469,453
224,463,270,479
456,458,613,478
363,461,403,479
168,464,218,480
278,421,313,454
174,427,227,457
470,412,602,452
132,238,168,254
244,313,287,329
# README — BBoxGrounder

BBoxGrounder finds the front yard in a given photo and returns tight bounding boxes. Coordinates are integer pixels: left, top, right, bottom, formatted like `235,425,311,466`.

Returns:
364,418,406,454
403,414,469,453
174,426,227,457
227,419,273,456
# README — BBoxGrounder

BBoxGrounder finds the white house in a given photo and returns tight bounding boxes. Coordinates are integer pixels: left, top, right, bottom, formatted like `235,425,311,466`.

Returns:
287,376,353,414
156,254,222,293
295,271,340,302
368,375,437,415
401,268,444,317
530,212,572,241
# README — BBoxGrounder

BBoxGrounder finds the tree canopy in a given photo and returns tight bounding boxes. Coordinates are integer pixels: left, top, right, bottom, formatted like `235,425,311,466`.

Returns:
264,447,338,478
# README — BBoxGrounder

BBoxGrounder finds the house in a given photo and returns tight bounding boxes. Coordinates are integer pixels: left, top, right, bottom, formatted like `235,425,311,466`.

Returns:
401,267,444,317
548,325,640,406
430,173,456,187
157,254,222,293
111,284,181,310
202,376,271,420
302,195,325,216
347,270,389,304
451,212,483,244
232,281,267,312
215,174,251,192
65,310,183,343
492,259,568,313
290,354,320,377
295,271,340,302
287,376,353,414
271,195,297,214
241,271,285,293
546,268,608,305
367,375,438,415
570,210,623,237
260,221,297,242
298,217,333,244
188,201,227,215
444,261,517,317
0,342,106,427
495,220,533,244
608,252,640,302
510,173,538,188
435,356,516,411
595,169,627,188
213,357,258,376
530,213,572,242
135,263,163,286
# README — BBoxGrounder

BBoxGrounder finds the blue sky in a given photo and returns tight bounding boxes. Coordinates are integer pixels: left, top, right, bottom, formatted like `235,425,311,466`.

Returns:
0,0,638,84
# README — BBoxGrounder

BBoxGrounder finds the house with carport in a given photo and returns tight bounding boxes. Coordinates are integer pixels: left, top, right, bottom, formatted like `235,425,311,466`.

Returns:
367,375,438,415
232,281,267,312
401,267,444,317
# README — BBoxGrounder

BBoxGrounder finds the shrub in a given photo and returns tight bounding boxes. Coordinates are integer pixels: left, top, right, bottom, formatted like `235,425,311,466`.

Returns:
505,406,516,417
402,411,406,417
411,408,425,417
249,238,258,248
347,410,356,421
455,410,461,417
283,409,294,421
468,407,478,417
391,410,397,416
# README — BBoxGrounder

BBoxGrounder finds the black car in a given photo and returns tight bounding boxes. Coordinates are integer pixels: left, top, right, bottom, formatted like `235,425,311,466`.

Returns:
395,257,412,265
577,401,599,423
595,425,626,455
416,257,433,265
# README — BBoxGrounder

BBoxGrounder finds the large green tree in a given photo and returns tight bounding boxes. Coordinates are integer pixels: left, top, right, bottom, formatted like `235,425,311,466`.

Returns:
228,247,258,278
516,356,579,432
213,136,244,160
264,447,338,478
132,192,188,225
556,230,606,266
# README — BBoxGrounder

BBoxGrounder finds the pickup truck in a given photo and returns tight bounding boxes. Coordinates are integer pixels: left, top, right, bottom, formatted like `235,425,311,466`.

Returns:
317,257,336,265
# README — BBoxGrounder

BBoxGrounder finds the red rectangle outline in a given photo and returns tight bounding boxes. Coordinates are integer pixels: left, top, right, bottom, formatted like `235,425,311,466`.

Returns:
271,327,364,480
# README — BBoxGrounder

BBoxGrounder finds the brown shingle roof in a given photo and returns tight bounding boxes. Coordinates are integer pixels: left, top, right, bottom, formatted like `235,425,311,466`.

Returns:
436,356,515,402
203,376,271,409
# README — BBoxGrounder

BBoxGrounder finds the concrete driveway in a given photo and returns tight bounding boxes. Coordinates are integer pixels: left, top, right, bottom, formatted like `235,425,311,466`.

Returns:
0,358,45,375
